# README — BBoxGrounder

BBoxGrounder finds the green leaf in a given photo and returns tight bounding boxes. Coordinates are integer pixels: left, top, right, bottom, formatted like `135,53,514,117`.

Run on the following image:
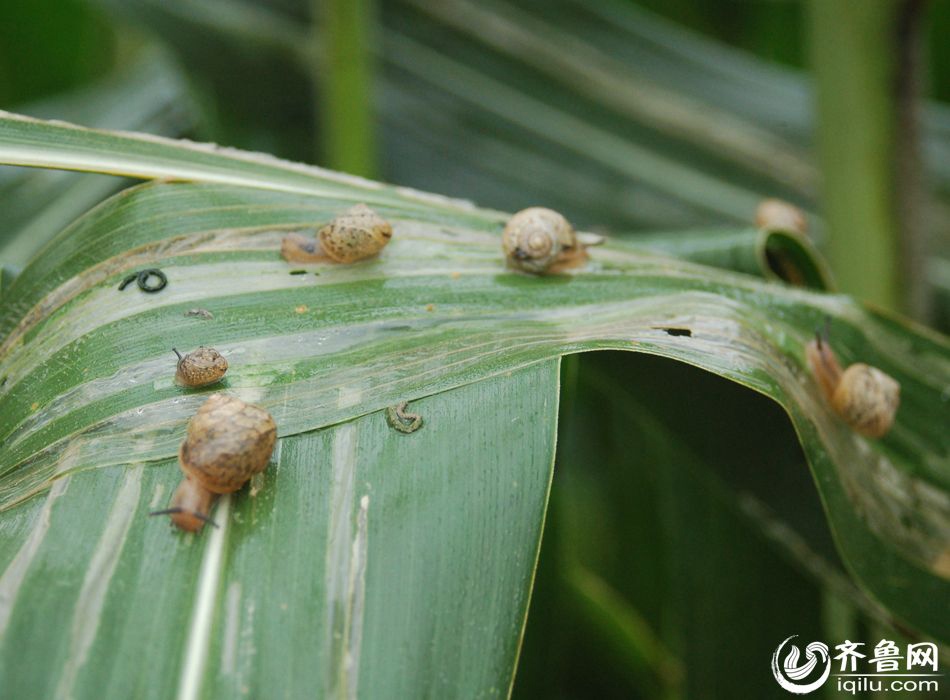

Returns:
0,362,557,699
0,113,948,698
631,226,834,290
0,108,469,207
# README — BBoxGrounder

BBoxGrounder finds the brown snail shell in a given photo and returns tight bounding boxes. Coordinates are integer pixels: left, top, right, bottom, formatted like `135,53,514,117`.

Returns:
755,199,808,236
805,334,900,438
831,364,901,438
174,347,228,387
156,393,277,532
318,203,392,263
180,393,277,494
281,204,392,264
502,207,583,274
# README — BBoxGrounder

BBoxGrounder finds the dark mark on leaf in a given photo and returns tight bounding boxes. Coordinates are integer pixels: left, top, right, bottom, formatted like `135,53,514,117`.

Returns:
118,273,139,291
184,308,214,320
119,268,167,293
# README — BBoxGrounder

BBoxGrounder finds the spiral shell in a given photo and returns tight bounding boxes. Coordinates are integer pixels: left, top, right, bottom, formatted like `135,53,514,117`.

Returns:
755,199,807,236
179,393,277,494
502,207,578,274
805,335,900,438
831,364,900,438
318,203,392,263
175,346,228,387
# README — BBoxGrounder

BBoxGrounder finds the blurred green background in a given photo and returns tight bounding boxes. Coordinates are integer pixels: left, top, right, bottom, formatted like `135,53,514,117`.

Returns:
2,1,949,697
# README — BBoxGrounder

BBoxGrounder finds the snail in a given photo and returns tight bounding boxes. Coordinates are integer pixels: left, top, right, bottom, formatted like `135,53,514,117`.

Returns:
320,203,393,263
151,393,277,532
281,203,392,264
174,346,228,387
502,207,587,274
755,198,808,236
805,325,900,438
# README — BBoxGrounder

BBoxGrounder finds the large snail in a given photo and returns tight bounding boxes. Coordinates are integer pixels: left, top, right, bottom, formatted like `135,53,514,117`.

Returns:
805,326,900,438
151,393,277,532
502,207,587,274
174,346,228,387
755,198,808,236
281,203,393,264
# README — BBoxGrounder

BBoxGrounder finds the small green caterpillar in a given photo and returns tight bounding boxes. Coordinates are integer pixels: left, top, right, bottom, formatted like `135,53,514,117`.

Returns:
386,402,423,434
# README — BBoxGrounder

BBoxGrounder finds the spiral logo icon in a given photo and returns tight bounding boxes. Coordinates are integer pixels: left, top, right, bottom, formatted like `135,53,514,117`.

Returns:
771,635,831,694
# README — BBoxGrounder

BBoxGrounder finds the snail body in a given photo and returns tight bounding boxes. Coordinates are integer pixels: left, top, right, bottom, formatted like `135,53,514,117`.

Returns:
281,233,325,263
153,393,277,532
805,331,900,438
755,198,808,236
502,207,584,274
281,204,392,264
166,477,215,533
174,346,228,387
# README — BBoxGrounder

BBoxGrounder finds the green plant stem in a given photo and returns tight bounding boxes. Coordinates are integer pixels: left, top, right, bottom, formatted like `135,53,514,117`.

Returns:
564,565,684,700
315,0,378,177
820,591,859,700
893,0,929,319
808,0,925,315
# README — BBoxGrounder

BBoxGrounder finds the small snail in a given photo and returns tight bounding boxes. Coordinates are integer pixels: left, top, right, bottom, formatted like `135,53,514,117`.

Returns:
755,198,808,236
174,347,228,387
320,203,393,263
805,325,900,438
281,203,392,264
151,393,277,532
502,207,586,274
